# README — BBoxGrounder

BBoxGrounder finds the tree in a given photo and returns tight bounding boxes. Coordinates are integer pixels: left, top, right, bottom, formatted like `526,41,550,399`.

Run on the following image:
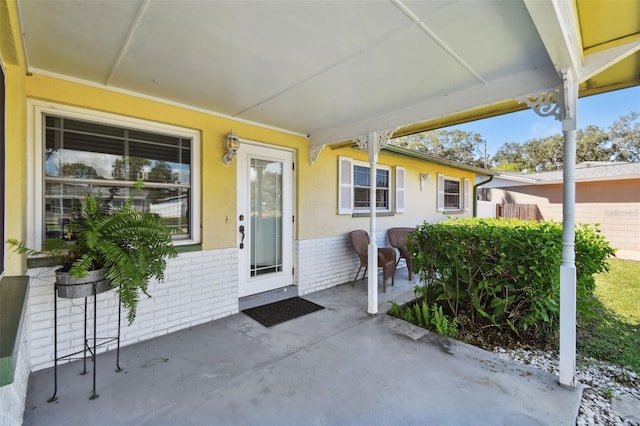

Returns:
112,157,151,180
62,163,99,179
491,113,639,171
148,161,174,183
524,135,564,171
396,113,638,172
610,113,640,162
576,125,612,163
492,142,529,171
394,129,487,168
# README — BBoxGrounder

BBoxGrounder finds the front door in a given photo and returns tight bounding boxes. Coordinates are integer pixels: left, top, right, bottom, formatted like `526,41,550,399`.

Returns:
237,143,294,297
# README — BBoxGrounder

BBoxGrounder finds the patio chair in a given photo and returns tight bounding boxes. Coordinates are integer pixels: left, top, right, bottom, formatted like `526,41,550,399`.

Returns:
348,230,395,292
387,227,416,280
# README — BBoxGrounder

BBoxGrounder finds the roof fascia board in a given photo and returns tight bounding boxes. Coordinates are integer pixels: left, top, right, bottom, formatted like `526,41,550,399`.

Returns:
528,174,640,184
496,171,640,185
383,145,493,175
308,63,560,147
524,0,582,72
494,174,538,184
576,175,640,183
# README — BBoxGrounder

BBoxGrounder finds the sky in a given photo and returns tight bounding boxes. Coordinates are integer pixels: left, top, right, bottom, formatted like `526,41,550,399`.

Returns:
446,85,640,158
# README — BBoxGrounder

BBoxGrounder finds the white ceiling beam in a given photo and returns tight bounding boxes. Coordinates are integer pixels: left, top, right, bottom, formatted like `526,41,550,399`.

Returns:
105,0,150,86
390,0,487,84
308,63,561,148
524,0,582,73
580,38,640,82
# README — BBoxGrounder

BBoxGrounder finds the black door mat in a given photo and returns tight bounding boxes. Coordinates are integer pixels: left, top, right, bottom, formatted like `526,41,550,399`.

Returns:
242,297,325,327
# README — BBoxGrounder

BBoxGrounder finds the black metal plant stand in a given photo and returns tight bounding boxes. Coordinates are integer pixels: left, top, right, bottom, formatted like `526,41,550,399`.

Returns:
48,281,122,402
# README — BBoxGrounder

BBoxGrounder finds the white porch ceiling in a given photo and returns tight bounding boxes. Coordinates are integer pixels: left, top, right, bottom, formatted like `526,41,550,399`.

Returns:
17,0,640,146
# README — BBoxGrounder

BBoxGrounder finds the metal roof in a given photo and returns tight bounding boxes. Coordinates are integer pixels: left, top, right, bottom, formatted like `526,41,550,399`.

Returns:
496,161,640,184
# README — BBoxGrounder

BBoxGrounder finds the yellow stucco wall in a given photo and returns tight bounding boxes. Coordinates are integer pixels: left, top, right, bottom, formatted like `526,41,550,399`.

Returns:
3,63,27,275
2,0,28,275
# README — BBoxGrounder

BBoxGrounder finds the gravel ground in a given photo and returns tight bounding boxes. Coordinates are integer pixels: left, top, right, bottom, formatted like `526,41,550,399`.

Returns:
494,348,640,425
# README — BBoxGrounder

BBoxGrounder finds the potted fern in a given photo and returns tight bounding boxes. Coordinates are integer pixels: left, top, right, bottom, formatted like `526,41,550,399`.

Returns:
8,180,178,324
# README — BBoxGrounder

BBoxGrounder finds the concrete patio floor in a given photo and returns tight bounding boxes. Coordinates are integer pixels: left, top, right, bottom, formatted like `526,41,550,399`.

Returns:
23,272,582,425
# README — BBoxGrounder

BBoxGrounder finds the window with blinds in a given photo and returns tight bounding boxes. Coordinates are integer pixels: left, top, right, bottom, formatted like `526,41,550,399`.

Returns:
43,115,193,242
337,156,404,214
437,174,470,212
353,165,389,210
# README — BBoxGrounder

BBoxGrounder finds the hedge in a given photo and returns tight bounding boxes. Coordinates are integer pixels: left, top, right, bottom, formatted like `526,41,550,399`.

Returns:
408,218,615,336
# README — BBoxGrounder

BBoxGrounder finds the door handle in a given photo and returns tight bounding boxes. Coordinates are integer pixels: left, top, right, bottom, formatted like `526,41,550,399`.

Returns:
239,225,245,249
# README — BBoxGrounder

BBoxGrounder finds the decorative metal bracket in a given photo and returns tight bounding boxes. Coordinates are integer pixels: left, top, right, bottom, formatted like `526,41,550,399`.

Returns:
309,128,397,165
354,135,369,151
377,129,395,150
516,87,563,121
354,128,397,153
309,144,324,165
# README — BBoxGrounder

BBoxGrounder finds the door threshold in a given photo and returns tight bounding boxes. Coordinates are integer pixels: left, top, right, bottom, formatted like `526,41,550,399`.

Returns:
239,285,298,311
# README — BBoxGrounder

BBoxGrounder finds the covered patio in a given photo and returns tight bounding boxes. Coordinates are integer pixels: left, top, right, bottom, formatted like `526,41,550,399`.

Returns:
1,1,639,424
23,274,581,426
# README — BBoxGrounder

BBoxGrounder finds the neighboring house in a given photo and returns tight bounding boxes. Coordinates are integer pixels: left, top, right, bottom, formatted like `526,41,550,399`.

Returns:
479,162,640,257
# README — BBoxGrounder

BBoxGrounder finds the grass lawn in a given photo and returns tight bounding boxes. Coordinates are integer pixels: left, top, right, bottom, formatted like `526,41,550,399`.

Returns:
577,258,640,372
593,259,640,323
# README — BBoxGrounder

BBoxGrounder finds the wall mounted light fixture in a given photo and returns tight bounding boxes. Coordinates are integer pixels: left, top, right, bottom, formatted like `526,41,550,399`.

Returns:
222,129,239,165
420,173,431,191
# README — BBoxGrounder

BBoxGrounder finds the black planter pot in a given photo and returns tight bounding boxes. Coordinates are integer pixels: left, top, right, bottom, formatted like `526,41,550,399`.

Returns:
55,268,112,298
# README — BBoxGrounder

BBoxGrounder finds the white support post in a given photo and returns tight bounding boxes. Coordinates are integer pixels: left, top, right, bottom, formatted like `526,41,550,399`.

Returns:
367,131,378,315
559,70,578,388
518,71,578,388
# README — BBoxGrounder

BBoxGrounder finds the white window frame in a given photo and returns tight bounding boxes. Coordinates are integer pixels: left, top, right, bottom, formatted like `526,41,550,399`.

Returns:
437,174,470,212
338,156,397,214
464,178,470,212
27,100,201,249
352,160,391,213
338,156,353,214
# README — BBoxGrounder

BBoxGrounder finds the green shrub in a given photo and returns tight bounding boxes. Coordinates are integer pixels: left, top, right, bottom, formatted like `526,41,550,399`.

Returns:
388,300,458,338
575,223,617,297
408,218,614,337
430,304,459,337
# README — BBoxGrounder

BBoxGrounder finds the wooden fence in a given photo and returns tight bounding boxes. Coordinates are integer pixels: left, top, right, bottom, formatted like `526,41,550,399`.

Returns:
496,203,543,221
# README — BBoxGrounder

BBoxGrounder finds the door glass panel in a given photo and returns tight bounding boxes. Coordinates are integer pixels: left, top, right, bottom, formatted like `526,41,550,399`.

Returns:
250,158,283,277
